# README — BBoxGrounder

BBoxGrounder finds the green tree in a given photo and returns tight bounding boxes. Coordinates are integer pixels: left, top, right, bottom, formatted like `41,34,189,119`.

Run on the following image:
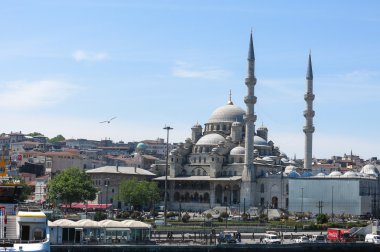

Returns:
117,178,160,210
27,132,43,137
48,167,97,207
49,134,65,143
316,213,329,224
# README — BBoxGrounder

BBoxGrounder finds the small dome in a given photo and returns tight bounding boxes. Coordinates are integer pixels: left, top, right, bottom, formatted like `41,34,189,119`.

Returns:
284,165,297,174
196,133,225,146
254,136,267,146
315,172,326,177
328,171,342,177
136,142,146,150
343,171,358,177
287,171,300,178
230,146,245,155
207,104,245,123
301,172,313,177
192,122,202,128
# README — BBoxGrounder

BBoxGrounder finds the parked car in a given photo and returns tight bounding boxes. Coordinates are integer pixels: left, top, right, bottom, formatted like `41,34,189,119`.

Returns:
294,236,310,243
217,231,237,244
263,233,281,244
365,234,380,244
311,235,327,243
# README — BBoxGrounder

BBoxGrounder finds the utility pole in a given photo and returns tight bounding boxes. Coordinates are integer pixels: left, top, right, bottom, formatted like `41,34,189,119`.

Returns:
316,201,324,214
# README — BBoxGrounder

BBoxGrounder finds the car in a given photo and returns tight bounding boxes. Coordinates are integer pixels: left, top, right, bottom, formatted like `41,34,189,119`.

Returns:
294,236,310,243
263,233,281,244
217,231,237,244
365,234,380,244
311,235,326,243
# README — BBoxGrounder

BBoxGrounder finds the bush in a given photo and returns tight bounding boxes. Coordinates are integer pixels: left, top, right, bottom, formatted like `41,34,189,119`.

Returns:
220,211,229,219
316,213,329,224
130,211,141,220
206,213,212,219
166,211,178,218
182,213,190,223
116,211,130,219
94,211,107,221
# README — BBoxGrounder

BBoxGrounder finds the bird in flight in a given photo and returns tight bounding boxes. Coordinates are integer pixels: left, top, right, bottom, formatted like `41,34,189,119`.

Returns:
100,117,117,124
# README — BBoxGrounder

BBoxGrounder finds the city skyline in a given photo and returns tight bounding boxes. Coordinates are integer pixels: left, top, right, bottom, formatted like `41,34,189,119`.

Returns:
0,1,379,159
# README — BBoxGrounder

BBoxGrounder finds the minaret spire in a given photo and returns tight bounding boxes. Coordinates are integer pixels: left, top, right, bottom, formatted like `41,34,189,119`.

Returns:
303,52,315,170
227,89,233,105
241,31,258,206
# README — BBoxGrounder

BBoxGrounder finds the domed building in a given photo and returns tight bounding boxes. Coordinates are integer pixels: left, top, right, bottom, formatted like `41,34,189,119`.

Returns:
154,34,292,212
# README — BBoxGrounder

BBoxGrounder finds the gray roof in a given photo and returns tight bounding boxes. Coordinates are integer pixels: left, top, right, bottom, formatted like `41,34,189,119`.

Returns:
153,176,241,181
207,103,245,124
86,166,155,176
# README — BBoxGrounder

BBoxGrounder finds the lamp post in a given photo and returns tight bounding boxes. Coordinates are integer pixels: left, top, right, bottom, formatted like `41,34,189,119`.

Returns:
331,186,334,221
163,125,173,226
105,178,110,216
301,187,304,215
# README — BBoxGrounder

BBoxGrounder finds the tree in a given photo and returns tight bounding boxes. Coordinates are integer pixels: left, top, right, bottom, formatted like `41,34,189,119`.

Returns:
49,134,65,143
27,132,43,137
48,167,97,207
117,178,160,210
316,213,329,224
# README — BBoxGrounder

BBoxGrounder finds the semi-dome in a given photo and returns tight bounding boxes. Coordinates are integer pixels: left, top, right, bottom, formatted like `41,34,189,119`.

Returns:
196,133,226,146
328,171,342,177
207,104,245,123
230,146,245,155
254,136,267,146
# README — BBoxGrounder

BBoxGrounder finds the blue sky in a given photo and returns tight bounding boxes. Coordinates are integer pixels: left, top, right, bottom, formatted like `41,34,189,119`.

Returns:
0,1,379,160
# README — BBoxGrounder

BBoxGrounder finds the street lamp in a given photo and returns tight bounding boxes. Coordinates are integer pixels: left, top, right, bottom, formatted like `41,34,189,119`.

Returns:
163,125,173,226
301,187,304,215
105,178,110,215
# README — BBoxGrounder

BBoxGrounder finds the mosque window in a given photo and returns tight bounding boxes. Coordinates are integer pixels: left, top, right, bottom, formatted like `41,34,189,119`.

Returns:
203,171,207,176
193,158,196,163
260,184,265,193
192,170,195,175
223,171,226,176
231,157,234,163
216,125,220,130
222,125,226,131
199,157,201,163
211,125,214,131
204,157,206,163
197,169,201,176
286,184,289,194
212,157,214,162
234,171,237,176
239,157,243,163
286,198,289,208
171,158,174,162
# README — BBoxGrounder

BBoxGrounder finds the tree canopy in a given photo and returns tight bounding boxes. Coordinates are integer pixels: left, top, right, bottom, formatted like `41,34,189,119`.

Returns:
117,178,160,210
49,134,65,143
48,167,97,206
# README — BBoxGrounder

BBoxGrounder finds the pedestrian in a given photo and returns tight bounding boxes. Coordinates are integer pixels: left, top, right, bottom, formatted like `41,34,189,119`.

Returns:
260,237,263,243
252,232,255,240
291,233,293,240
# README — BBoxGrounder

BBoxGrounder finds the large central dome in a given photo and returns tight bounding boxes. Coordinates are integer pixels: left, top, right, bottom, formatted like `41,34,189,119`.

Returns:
207,103,245,123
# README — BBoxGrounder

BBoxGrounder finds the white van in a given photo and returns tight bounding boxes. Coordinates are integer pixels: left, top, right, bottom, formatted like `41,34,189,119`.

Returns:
263,233,281,244
365,234,380,244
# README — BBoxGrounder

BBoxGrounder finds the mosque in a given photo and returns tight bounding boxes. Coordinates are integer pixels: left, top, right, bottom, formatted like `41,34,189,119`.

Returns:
153,33,306,213
143,32,380,218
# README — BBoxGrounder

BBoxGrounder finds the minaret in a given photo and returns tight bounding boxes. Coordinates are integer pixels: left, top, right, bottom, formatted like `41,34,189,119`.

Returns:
303,52,315,170
241,32,257,206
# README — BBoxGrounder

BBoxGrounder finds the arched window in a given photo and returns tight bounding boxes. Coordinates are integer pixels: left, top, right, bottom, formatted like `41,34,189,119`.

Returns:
239,157,243,163
204,157,206,163
222,125,226,131
216,125,220,130
231,157,235,163
191,170,195,175
197,169,201,176
203,170,207,176
260,183,265,193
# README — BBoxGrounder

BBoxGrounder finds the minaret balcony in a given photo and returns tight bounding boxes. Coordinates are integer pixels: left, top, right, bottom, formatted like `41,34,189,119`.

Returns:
244,95,257,104
303,110,315,118
303,126,315,133
304,93,315,101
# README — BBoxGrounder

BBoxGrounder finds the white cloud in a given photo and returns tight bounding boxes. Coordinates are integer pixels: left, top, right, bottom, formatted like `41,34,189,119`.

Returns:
172,61,230,80
72,50,108,62
0,80,80,110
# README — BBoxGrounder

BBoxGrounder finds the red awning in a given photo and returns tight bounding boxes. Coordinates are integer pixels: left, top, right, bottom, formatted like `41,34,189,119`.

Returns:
60,203,112,209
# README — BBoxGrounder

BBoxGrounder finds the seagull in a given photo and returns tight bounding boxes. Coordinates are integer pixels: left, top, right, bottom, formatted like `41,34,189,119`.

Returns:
100,117,117,124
